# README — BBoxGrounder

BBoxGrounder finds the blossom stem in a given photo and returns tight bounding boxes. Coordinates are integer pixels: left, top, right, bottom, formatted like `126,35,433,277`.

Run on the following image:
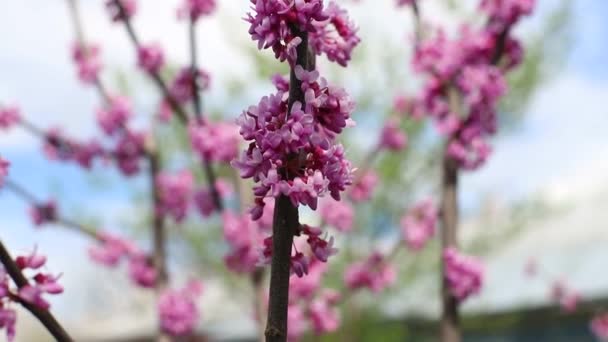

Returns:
113,1,188,123
440,153,460,342
0,240,74,342
2,179,99,240
264,25,309,342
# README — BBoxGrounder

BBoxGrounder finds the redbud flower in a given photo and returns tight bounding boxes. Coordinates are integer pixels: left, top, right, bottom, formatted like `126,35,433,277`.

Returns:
0,106,21,130
169,67,210,105
319,198,354,232
400,199,437,251
443,248,484,302
193,180,233,218
128,257,156,288
349,171,378,202
29,200,57,226
71,42,102,84
344,252,396,293
290,261,327,299
13,249,63,310
89,231,140,267
551,280,580,313
156,170,194,223
480,0,535,31
379,118,407,151
0,157,9,187
96,96,132,136
114,130,147,176
396,0,415,6
137,43,165,74
591,313,608,341
309,291,341,334
158,281,202,336
0,308,16,342
309,2,361,67
189,120,239,164
106,0,137,22
287,304,306,342
177,0,216,21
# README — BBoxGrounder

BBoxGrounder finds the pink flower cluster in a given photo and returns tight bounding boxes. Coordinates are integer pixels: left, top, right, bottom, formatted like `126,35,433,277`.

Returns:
344,252,396,293
0,157,9,187
194,179,232,217
71,42,102,85
158,280,203,336
550,280,580,313
137,43,165,75
443,247,483,302
319,198,354,232
261,225,338,277
189,120,240,164
29,200,58,226
379,118,408,151
221,207,272,273
396,0,415,6
177,0,216,21
96,96,132,136
591,313,608,341
89,231,157,288
234,67,355,217
287,261,341,341
106,0,137,22
0,249,63,341
0,106,21,130
400,199,437,251
411,0,534,170
167,67,211,109
246,0,360,66
156,170,194,223
349,170,378,202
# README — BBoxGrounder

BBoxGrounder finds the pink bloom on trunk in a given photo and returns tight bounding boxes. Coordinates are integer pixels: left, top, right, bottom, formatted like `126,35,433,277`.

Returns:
379,118,407,151
349,171,378,202
443,248,484,302
177,0,216,21
128,256,156,289
156,170,194,223
344,252,396,292
400,199,437,251
158,281,202,336
96,96,132,136
0,308,16,342
0,106,21,130
286,304,306,342
309,291,341,334
106,0,137,22
29,200,57,226
319,198,354,232
137,43,165,74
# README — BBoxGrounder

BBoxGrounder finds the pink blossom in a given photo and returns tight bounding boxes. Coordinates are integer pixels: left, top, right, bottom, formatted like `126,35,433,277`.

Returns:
551,280,580,313
137,43,165,74
400,199,437,251
480,0,535,31
309,290,341,334
106,0,137,22
0,157,9,187
349,171,378,202
290,261,327,299
15,248,47,270
156,170,194,223
128,257,156,288
169,67,210,105
319,198,354,232
396,0,415,6
379,118,407,151
113,130,147,176
286,304,306,342
189,120,239,163
158,282,202,336
71,42,102,84
29,200,57,226
96,96,132,136
443,247,484,302
309,2,361,67
0,106,21,130
291,252,309,277
177,0,216,21
344,252,396,292
0,308,16,342
393,94,411,114
307,235,338,263
88,231,140,267
13,250,63,310
591,313,608,341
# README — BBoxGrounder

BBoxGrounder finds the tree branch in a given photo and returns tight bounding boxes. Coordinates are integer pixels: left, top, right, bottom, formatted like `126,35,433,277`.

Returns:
0,240,74,342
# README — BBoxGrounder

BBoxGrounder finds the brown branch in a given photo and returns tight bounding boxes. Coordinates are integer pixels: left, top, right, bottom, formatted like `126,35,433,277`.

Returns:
0,240,74,342
264,26,309,342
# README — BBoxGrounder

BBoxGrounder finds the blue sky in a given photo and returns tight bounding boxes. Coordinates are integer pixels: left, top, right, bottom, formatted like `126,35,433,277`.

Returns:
0,0,607,328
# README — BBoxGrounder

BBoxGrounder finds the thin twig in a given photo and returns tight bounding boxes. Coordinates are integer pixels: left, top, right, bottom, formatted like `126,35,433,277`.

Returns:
0,240,74,342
